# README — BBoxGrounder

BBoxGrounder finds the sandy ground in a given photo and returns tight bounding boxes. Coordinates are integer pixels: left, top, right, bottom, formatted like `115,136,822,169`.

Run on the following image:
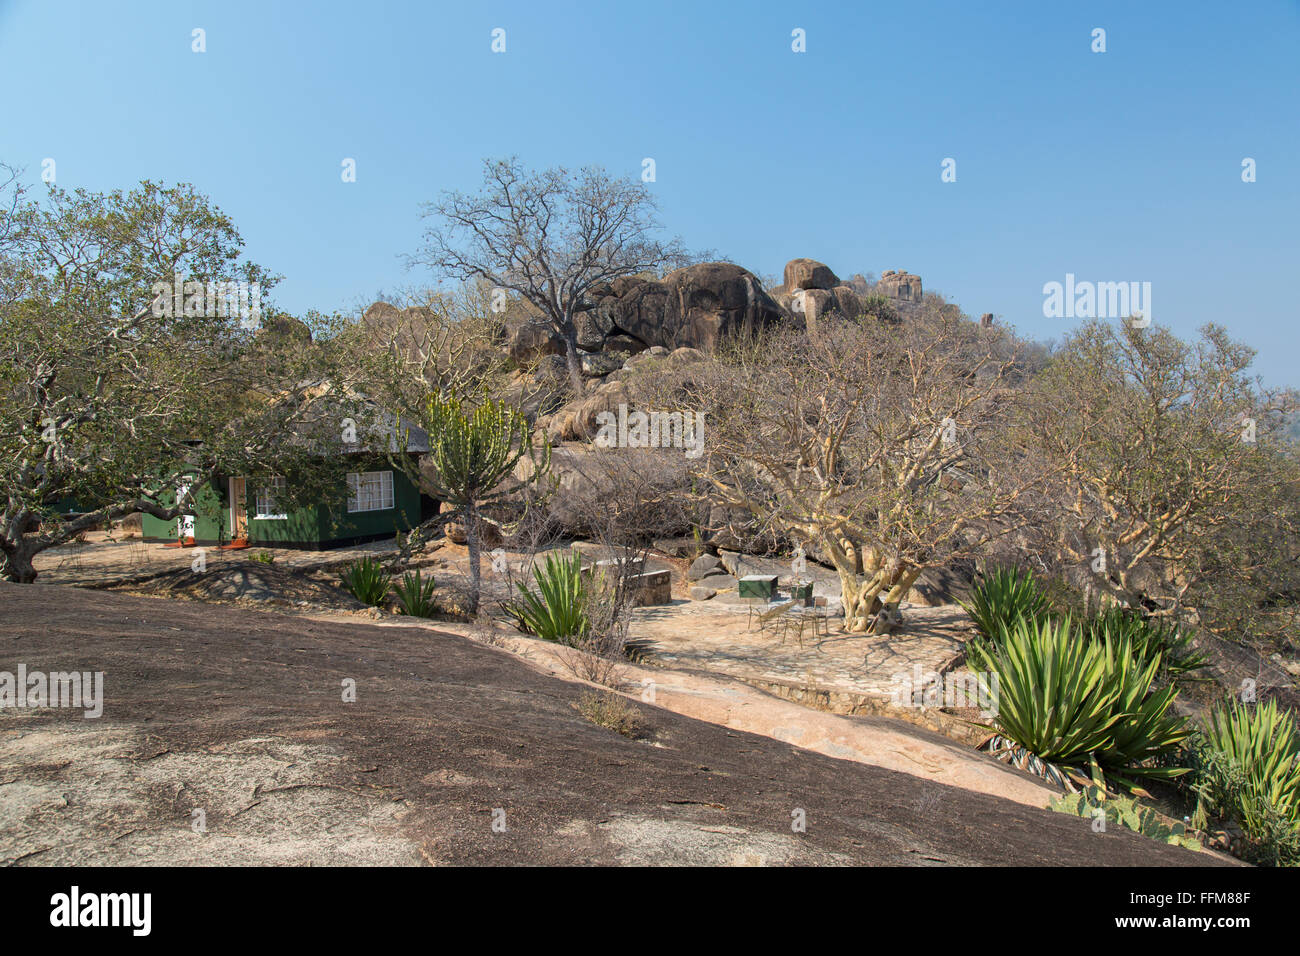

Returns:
31,531,409,589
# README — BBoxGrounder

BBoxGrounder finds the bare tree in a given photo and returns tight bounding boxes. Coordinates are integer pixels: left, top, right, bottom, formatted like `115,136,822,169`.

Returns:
1022,319,1300,638
416,157,684,394
689,306,1053,632
343,281,514,415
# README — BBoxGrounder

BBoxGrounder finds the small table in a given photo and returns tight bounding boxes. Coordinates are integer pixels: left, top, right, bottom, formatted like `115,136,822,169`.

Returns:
738,574,779,600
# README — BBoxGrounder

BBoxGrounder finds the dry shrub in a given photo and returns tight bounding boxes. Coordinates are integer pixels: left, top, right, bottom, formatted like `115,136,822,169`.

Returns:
576,690,641,738
558,633,630,689
540,443,699,544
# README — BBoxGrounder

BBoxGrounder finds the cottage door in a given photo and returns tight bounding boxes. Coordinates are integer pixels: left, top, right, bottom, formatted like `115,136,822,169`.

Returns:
229,477,249,541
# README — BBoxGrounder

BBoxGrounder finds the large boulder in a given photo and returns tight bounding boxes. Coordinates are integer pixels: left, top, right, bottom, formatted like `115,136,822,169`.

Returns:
580,351,625,378
831,286,866,319
842,273,872,296
687,553,722,581
800,287,834,315
603,334,648,356
361,301,404,329
788,285,867,337
783,258,840,292
574,308,615,352
445,518,504,549
509,322,564,364
586,262,785,352
544,379,631,441
533,353,568,385
497,374,566,425
906,562,975,607
878,270,923,303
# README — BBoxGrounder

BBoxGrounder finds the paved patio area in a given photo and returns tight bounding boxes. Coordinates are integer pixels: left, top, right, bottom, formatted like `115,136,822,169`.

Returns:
631,599,970,700
435,541,974,705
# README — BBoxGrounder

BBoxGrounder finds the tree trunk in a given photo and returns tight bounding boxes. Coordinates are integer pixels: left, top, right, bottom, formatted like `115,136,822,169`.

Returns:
837,563,922,633
1,514,42,583
559,316,585,396
0,544,40,584
563,338,584,395
465,502,482,615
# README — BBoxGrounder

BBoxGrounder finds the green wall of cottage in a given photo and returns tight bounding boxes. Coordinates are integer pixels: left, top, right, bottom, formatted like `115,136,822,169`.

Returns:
140,462,429,549
140,480,227,542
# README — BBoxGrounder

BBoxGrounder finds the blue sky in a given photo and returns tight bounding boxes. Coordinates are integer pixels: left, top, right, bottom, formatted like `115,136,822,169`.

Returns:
2,0,1297,384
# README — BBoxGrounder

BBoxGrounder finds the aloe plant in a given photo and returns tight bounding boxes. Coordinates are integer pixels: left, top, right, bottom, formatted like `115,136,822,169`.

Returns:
505,550,589,644
393,569,437,617
340,555,391,607
1080,605,1209,684
977,616,1119,766
1192,697,1300,864
1094,629,1194,786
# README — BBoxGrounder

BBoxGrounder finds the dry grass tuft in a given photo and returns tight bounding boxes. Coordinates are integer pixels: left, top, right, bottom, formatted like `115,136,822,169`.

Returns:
576,691,641,738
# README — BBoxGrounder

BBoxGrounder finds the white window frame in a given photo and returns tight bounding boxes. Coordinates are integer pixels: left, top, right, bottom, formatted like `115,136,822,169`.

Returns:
254,476,288,520
346,470,394,513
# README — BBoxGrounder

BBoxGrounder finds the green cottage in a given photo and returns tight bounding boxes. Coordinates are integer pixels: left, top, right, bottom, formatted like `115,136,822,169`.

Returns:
141,418,438,550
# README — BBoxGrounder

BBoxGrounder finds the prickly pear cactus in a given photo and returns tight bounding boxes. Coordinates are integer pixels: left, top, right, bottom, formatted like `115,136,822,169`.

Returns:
1050,785,1201,850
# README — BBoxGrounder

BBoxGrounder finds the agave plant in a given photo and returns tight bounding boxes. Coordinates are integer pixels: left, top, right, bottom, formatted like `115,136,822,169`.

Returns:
1093,630,1193,786
393,569,437,617
1193,697,1300,862
505,549,589,644
1081,605,1209,684
961,566,1050,663
976,615,1120,767
976,615,1190,789
340,555,392,607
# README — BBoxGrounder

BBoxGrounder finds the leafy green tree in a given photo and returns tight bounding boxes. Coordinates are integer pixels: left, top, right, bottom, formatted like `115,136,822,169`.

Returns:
0,172,348,582
417,393,550,613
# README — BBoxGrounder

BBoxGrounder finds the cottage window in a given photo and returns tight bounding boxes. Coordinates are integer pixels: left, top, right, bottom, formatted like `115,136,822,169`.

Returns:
255,476,288,519
347,470,394,513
